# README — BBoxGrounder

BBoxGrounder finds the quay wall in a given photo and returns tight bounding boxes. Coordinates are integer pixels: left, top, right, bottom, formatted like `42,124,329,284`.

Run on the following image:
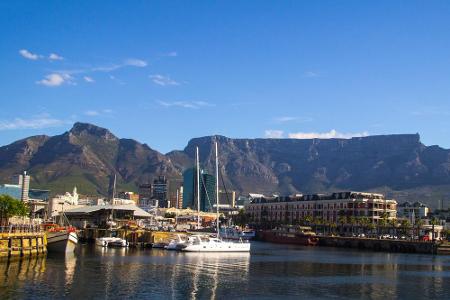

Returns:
0,230,47,260
318,236,438,254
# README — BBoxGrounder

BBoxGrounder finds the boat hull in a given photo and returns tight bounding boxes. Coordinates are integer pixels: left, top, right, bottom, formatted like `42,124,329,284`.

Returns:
183,241,251,252
260,231,318,246
47,231,78,253
95,237,128,248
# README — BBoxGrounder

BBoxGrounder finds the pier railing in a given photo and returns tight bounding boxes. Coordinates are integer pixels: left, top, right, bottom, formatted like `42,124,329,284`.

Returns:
0,225,43,234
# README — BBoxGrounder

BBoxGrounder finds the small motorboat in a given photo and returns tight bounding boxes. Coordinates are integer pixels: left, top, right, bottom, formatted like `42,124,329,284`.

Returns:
96,237,129,248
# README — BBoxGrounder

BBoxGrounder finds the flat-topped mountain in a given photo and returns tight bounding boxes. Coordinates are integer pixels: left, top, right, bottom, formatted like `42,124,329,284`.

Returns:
1,122,449,207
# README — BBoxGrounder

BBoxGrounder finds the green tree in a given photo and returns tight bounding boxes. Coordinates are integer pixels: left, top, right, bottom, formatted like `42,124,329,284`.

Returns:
0,194,29,226
349,216,357,235
415,219,425,240
337,215,347,235
233,209,250,227
358,216,371,235
430,217,440,241
400,219,411,236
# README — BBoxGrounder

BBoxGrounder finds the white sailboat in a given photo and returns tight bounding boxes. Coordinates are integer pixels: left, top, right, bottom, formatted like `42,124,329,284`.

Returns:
183,141,251,252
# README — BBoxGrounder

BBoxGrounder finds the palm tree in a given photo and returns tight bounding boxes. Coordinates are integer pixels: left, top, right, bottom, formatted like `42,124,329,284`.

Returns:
349,216,357,235
304,215,313,226
415,219,425,240
358,216,370,235
330,222,337,236
389,218,398,237
430,217,440,241
379,212,389,235
400,219,411,237
338,215,347,236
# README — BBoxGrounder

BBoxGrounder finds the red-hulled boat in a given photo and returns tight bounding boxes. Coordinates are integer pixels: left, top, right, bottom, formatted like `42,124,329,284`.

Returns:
259,225,318,246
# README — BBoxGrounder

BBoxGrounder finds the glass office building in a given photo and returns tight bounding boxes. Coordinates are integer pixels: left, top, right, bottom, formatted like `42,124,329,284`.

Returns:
182,167,216,212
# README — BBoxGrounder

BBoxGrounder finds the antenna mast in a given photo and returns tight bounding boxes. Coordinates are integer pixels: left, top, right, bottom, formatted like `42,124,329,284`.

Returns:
196,147,201,229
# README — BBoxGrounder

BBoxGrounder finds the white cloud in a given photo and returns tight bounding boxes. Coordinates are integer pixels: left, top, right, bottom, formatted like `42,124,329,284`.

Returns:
19,49,41,60
83,76,95,83
273,116,313,123
264,130,285,138
124,58,147,67
84,109,113,116
288,129,369,139
149,74,180,86
0,115,66,130
165,51,177,57
36,73,74,87
49,53,64,60
61,58,148,75
84,110,99,116
156,100,213,109
303,71,320,78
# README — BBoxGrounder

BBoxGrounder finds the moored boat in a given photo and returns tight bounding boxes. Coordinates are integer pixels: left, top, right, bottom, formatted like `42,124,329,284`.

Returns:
165,234,190,250
45,224,78,253
260,225,318,246
182,234,251,252
95,237,129,248
220,227,256,240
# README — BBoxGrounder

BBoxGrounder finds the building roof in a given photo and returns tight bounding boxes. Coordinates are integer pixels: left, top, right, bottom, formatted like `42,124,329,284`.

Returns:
398,201,428,208
64,204,152,218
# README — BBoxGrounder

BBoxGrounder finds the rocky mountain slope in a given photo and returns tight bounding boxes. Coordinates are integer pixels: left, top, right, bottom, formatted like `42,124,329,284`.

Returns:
1,123,449,207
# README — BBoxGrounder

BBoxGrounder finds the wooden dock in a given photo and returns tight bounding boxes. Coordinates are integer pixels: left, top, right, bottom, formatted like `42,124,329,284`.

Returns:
78,228,184,247
0,226,47,259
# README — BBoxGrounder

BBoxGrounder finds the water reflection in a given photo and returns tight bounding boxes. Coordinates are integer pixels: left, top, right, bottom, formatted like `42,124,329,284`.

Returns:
0,243,449,299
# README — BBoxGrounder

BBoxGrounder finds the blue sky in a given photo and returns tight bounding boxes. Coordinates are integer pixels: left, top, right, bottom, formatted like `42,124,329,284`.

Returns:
1,1,450,153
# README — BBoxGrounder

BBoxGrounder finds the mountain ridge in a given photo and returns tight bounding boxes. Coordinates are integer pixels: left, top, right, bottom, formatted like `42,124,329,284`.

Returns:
1,122,449,208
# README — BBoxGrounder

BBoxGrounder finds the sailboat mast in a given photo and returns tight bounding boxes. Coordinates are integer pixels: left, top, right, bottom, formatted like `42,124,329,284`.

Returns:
215,141,220,236
196,147,200,229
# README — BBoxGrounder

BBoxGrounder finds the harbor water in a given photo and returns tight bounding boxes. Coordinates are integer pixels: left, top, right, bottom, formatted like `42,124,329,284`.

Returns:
1,242,449,299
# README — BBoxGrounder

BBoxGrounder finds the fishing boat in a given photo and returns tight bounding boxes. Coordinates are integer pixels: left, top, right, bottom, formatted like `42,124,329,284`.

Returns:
259,225,319,246
183,142,251,253
44,223,78,253
44,204,78,254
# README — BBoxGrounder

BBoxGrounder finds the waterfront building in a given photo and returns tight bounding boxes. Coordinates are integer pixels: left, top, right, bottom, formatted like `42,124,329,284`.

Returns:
182,167,216,212
0,174,50,202
217,190,236,208
236,195,251,209
245,191,397,224
64,204,152,228
152,175,168,207
176,186,183,209
138,183,152,202
167,178,183,208
0,184,22,199
397,201,429,219
117,191,139,204
20,171,30,202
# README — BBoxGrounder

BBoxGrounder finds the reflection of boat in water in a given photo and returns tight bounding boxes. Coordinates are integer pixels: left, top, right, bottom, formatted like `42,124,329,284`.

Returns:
220,227,256,240
44,223,78,253
183,234,251,252
95,237,129,248
260,225,318,246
